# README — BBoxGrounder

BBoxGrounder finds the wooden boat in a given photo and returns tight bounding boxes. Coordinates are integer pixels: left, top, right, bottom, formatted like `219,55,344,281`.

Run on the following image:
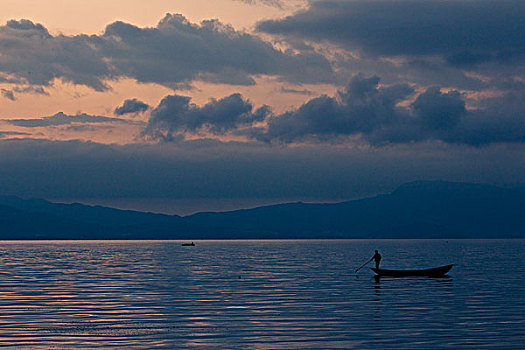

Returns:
371,264,453,277
181,242,195,246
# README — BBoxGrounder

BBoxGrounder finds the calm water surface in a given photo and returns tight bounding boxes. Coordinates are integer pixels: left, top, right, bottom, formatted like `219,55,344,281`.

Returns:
0,240,523,349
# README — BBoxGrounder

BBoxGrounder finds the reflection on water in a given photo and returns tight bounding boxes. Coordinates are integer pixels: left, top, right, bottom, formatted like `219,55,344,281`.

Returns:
0,239,523,349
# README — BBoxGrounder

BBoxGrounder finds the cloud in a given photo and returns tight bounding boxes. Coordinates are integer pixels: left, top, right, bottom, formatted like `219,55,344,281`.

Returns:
234,0,295,8
450,91,525,145
137,74,525,146
4,74,517,146
0,86,48,100
142,93,271,140
412,88,466,132
0,131,30,138
6,112,130,127
114,98,150,116
280,87,314,95
254,0,525,93
257,0,525,66
0,19,113,90
251,75,525,146
257,75,415,143
1,89,15,100
0,138,522,202
0,15,334,91
98,14,334,86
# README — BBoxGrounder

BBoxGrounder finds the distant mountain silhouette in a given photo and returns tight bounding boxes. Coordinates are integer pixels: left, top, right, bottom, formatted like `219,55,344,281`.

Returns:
0,196,201,239
185,181,525,239
0,181,523,239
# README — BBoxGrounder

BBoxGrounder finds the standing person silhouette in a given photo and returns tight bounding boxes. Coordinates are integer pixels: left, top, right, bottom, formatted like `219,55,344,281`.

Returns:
372,250,381,269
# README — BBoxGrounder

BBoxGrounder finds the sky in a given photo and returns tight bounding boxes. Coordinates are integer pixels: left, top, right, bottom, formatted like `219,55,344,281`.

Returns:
0,0,524,215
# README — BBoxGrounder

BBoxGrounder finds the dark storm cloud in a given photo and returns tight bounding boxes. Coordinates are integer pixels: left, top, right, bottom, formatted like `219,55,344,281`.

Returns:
252,75,525,146
257,0,525,66
412,88,466,132
6,112,130,127
139,74,525,146
0,138,522,201
97,14,333,86
114,98,150,116
258,75,416,143
0,19,113,90
450,91,525,145
142,93,271,140
0,15,333,91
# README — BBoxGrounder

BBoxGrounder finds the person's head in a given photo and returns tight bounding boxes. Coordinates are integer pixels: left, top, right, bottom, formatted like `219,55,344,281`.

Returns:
375,250,378,253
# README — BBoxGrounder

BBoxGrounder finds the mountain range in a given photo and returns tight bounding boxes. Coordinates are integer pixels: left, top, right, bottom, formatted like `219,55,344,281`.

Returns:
0,181,523,239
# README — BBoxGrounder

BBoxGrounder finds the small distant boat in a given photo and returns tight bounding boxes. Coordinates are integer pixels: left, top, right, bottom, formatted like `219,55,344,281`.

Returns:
181,242,195,246
371,264,453,277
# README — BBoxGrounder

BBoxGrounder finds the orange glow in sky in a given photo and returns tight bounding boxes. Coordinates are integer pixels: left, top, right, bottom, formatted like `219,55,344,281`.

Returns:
0,0,300,35
0,0,320,144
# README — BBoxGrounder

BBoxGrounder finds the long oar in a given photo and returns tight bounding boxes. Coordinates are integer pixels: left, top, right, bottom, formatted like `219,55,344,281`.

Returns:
355,259,372,273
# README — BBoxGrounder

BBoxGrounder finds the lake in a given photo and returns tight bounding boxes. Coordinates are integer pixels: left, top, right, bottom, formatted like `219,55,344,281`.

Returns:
0,239,523,349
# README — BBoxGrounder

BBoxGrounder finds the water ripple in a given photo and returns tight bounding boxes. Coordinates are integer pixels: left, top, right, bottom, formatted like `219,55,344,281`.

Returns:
0,240,522,349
